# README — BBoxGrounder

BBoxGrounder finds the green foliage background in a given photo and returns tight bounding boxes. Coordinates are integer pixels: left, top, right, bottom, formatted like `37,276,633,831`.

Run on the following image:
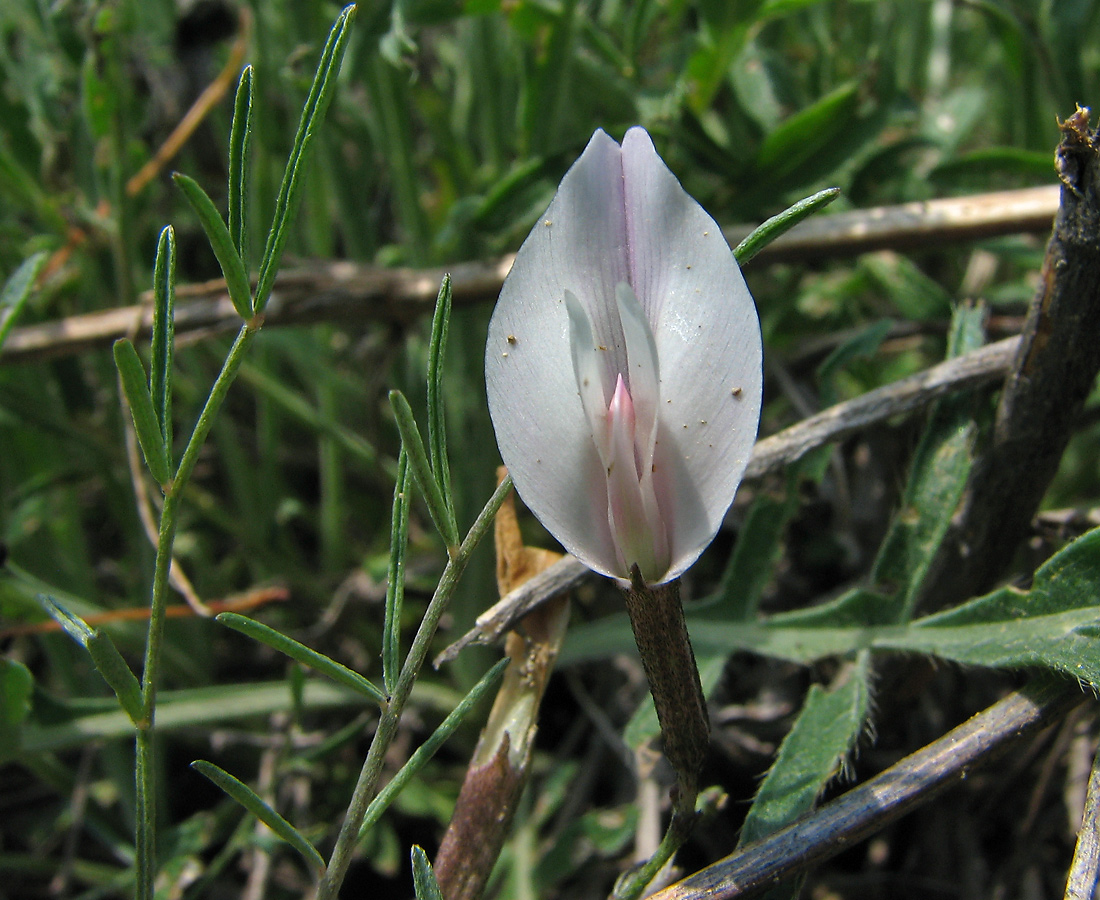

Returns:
1,0,1099,897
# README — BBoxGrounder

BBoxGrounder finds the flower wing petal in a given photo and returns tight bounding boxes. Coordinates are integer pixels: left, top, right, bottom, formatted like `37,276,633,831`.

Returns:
620,127,763,581
485,130,631,579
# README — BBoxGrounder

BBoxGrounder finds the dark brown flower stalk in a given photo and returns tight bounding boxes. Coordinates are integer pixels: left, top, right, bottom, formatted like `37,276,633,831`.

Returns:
621,570,710,823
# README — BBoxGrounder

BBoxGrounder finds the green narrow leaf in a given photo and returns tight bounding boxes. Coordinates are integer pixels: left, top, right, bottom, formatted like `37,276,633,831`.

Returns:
113,339,172,485
389,390,460,549
22,680,370,753
228,65,254,267
815,318,895,407
426,275,455,524
150,226,176,448
734,187,841,265
739,653,871,848
36,595,143,725
191,760,325,872
753,81,861,182
216,613,386,706
0,658,33,759
410,846,444,900
861,253,953,322
359,658,509,839
86,631,145,725
173,173,253,319
254,4,357,314
0,251,48,354
870,303,985,621
384,449,412,695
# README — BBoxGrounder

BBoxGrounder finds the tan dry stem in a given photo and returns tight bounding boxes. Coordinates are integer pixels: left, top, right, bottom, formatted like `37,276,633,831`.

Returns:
434,471,570,900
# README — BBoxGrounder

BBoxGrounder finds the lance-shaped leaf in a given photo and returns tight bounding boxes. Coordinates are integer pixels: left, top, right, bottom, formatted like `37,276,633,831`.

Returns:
228,65,254,265
191,760,325,872
358,658,509,839
37,594,144,725
0,252,47,354
217,613,386,706
173,173,253,319
486,127,763,585
114,339,172,486
254,4,356,313
734,187,840,265
150,226,176,447
390,389,460,549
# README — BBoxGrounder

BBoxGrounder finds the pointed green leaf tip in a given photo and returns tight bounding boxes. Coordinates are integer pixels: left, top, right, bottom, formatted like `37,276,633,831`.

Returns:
37,595,143,725
411,846,444,900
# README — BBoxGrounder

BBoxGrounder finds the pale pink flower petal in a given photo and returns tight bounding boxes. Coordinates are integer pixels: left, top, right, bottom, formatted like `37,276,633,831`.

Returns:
485,127,762,584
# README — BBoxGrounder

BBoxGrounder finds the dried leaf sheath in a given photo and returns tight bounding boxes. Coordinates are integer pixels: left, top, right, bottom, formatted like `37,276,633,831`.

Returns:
434,476,569,900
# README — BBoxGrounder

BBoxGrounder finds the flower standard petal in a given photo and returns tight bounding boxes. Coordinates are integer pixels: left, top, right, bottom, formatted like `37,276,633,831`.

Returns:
618,127,763,582
486,126,762,586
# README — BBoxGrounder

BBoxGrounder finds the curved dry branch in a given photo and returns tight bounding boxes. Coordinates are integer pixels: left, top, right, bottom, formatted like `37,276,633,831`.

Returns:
1,187,1055,366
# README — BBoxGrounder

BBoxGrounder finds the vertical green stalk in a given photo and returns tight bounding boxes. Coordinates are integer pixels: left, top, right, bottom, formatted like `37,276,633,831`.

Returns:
133,323,258,899
316,476,513,900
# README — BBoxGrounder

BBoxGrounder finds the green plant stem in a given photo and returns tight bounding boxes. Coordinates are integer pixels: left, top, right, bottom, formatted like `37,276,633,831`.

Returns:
613,815,692,900
316,476,512,900
133,322,259,900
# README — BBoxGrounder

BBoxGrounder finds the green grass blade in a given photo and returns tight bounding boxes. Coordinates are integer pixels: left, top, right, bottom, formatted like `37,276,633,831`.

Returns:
228,65,254,268
870,303,986,622
149,226,176,449
0,251,47,354
254,5,357,314
113,339,172,485
173,173,253,319
752,81,860,182
216,613,386,706
190,760,325,872
389,389,460,550
384,448,412,695
20,681,370,753
36,595,143,725
411,846,444,900
734,187,841,265
358,658,509,840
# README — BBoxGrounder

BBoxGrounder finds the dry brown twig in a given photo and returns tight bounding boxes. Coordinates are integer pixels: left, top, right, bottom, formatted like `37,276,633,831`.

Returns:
0,186,1055,366
646,678,1086,900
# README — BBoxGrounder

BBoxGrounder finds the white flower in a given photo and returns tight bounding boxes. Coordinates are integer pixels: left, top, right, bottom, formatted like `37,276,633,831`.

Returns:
485,127,762,585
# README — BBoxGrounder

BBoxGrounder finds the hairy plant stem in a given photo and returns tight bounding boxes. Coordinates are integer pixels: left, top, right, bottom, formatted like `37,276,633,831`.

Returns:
316,477,513,900
614,571,710,899
134,322,258,900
